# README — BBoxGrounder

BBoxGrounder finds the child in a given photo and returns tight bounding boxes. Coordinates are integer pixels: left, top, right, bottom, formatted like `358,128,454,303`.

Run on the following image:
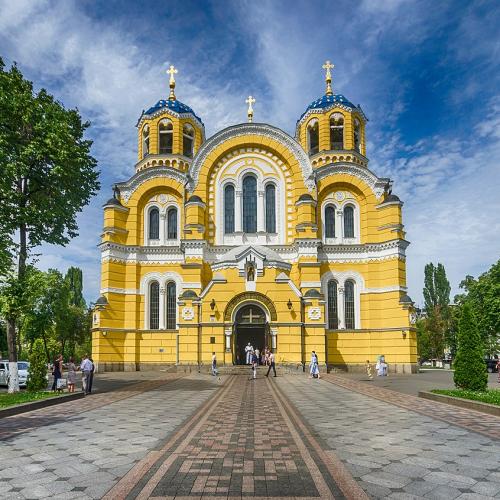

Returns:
211,352,218,377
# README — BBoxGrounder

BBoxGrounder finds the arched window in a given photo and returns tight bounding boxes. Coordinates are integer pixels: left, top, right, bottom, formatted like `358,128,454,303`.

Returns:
265,184,276,233
224,184,235,233
325,205,336,238
344,206,355,238
344,280,355,329
167,207,177,240
354,118,361,153
327,280,339,329
183,124,194,157
158,119,173,154
330,113,344,150
242,175,257,233
307,120,319,155
149,207,160,240
149,281,159,330
142,125,150,158
166,282,176,329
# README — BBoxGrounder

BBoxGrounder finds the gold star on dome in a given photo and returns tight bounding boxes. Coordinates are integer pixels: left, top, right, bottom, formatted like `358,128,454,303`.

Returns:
246,95,256,123
322,60,334,96
167,65,178,100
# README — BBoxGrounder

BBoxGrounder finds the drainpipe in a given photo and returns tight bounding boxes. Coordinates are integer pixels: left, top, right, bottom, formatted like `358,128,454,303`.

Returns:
301,297,305,372
197,300,202,373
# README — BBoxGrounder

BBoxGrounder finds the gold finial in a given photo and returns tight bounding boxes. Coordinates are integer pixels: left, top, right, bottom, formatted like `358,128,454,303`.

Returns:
246,95,256,123
167,64,178,100
322,60,334,96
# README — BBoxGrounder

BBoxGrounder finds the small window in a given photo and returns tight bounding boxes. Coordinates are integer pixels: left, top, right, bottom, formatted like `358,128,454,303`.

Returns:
265,184,276,233
330,113,344,150
149,208,160,240
224,184,235,233
149,281,159,330
307,120,319,155
158,119,173,154
167,207,177,240
183,124,194,158
325,205,336,238
344,280,355,329
142,125,150,158
344,206,354,238
242,175,257,233
327,280,339,329
354,118,361,153
166,282,176,329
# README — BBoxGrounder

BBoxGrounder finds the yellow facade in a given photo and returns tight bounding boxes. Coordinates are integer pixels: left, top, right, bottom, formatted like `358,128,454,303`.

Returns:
93,69,417,374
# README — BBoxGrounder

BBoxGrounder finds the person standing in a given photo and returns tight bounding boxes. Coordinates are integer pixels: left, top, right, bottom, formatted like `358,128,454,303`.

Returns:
51,354,63,392
245,343,253,365
255,348,260,365
265,351,277,377
365,359,373,380
67,357,77,393
88,358,95,394
309,351,320,379
211,352,218,377
249,351,258,380
80,354,92,395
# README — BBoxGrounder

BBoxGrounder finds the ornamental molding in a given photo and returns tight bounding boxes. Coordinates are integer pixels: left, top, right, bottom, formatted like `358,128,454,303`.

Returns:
189,123,315,192
224,291,278,322
100,287,140,295
364,285,408,294
308,307,322,321
315,163,388,199
319,239,408,263
116,166,187,203
181,307,195,321
100,242,184,264
137,107,205,132
139,271,183,294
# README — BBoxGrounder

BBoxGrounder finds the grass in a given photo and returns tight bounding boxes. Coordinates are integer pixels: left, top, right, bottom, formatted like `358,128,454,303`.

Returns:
432,389,500,406
0,391,59,409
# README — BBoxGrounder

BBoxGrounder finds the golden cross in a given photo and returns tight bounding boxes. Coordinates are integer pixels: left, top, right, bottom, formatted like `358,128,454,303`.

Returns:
167,65,178,100
246,95,256,122
322,60,334,96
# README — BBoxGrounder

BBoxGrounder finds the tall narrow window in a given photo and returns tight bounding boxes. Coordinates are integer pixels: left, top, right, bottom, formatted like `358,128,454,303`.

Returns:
354,119,361,153
167,207,177,240
149,207,160,240
327,280,339,329
344,206,354,238
344,280,355,329
158,119,173,154
149,281,159,329
183,124,194,157
325,205,336,238
224,184,235,233
142,125,150,158
166,282,176,329
265,184,276,233
330,113,344,150
307,120,319,155
242,175,257,233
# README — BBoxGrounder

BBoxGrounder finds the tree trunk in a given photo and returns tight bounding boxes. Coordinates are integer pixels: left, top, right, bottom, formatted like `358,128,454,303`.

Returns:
6,319,19,393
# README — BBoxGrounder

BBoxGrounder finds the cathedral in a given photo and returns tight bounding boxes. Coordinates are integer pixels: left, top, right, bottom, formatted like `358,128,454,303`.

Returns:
92,61,418,373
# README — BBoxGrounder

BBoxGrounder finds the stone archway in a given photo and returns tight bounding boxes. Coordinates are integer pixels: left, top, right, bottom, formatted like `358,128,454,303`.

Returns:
224,292,278,322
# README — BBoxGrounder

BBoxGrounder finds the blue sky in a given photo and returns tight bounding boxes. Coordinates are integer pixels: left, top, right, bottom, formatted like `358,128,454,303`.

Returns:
0,0,499,305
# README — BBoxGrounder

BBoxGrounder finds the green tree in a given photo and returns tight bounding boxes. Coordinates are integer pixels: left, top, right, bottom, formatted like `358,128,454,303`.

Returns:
416,318,432,360
27,338,48,391
453,303,488,391
0,59,99,392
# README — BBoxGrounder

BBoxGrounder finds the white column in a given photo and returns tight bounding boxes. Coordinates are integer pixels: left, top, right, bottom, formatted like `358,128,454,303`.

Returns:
336,209,343,242
159,212,166,244
159,287,166,330
338,287,345,329
225,327,232,352
257,190,265,232
235,190,242,232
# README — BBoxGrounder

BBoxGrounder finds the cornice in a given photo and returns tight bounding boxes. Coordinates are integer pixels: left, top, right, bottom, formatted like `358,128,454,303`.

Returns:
189,123,315,192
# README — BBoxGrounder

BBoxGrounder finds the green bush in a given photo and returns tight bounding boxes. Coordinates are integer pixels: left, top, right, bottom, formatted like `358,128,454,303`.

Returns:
453,303,488,391
27,339,48,391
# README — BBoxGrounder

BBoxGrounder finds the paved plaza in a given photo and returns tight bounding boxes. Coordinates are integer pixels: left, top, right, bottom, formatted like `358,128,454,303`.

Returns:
0,371,499,499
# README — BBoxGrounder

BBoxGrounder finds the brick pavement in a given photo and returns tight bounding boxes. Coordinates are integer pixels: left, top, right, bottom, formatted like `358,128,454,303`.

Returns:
106,375,367,499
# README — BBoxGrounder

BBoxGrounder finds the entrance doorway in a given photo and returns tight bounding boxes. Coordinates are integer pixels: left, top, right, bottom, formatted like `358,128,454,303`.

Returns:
233,305,269,365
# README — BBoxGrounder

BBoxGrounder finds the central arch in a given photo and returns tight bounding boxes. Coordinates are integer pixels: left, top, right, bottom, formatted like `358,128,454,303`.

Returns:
224,291,278,322
233,304,269,365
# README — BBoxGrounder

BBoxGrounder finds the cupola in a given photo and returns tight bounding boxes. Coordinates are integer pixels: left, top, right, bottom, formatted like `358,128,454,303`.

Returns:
135,65,205,171
296,61,368,163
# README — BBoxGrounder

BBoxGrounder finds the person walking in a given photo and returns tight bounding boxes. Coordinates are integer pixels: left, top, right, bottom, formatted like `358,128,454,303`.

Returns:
80,354,93,395
67,357,77,393
88,358,95,394
51,354,63,392
309,351,320,379
211,352,219,377
265,351,277,377
255,348,260,365
249,351,258,380
365,359,373,380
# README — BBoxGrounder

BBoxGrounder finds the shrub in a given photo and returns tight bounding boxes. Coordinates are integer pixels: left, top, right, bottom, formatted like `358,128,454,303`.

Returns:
27,339,48,391
453,303,488,391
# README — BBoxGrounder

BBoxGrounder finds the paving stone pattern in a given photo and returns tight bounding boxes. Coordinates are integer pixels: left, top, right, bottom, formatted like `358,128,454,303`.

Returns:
277,376,500,499
0,376,218,499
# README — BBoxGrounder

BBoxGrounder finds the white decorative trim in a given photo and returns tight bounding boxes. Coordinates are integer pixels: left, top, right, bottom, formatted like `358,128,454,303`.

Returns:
181,307,195,321
189,123,315,192
301,281,322,288
318,239,408,263
116,166,187,203
183,282,202,289
364,285,407,294
316,163,388,199
100,242,184,265
308,307,322,321
321,194,361,245
100,287,140,295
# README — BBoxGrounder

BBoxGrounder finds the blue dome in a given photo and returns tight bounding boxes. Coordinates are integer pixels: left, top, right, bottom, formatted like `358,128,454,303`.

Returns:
144,99,203,124
299,94,357,121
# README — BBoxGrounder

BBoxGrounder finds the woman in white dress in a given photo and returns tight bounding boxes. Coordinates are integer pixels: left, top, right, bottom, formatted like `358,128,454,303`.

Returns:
309,351,320,379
